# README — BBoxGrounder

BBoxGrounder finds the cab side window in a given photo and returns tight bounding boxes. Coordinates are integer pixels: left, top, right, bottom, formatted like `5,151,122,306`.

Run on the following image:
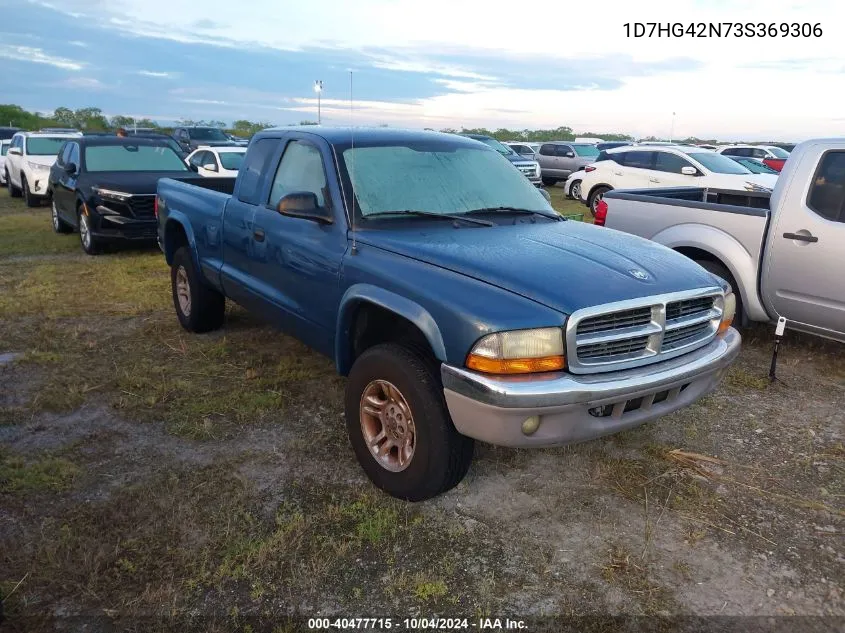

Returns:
539,144,555,156
56,143,70,166
236,138,278,205
807,151,845,223
654,152,694,174
622,151,654,169
68,143,80,168
268,141,328,209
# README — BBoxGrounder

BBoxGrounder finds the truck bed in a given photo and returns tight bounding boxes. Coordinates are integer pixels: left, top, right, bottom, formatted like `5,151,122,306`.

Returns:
605,186,771,212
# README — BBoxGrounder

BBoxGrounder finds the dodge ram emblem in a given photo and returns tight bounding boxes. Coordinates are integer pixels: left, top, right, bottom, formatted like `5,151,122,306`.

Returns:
628,268,649,280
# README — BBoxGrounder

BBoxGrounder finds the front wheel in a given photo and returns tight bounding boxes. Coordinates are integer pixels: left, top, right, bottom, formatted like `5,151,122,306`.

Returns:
52,201,72,234
22,176,39,208
588,186,611,217
345,343,474,501
7,170,21,198
78,210,100,255
569,180,582,200
171,246,225,333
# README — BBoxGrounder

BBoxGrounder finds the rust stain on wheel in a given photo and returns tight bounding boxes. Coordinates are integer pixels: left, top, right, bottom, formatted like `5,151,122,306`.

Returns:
360,379,416,472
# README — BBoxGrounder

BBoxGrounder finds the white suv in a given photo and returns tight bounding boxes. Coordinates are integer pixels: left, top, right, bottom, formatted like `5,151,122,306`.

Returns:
5,130,82,207
0,140,10,186
577,145,778,215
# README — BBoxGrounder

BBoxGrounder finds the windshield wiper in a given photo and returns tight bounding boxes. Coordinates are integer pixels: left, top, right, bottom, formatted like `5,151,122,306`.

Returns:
362,210,494,227
464,207,563,221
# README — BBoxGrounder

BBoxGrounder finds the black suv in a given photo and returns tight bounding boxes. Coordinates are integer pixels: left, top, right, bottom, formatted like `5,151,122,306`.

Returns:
171,126,237,153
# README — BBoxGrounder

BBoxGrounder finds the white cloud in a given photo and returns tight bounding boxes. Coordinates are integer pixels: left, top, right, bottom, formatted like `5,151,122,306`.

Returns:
24,0,845,138
61,77,104,89
138,70,176,78
0,45,83,70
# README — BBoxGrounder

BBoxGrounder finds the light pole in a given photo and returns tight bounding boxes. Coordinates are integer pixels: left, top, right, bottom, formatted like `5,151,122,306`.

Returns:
669,111,676,143
314,80,323,124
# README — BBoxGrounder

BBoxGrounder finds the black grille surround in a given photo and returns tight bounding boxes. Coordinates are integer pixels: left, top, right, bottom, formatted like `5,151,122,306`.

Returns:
565,289,725,375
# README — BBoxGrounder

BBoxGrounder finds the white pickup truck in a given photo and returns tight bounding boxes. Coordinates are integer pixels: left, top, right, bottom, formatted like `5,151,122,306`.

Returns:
599,138,845,343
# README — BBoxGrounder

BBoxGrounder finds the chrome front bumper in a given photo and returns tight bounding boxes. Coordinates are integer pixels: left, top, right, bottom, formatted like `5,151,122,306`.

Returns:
441,328,741,447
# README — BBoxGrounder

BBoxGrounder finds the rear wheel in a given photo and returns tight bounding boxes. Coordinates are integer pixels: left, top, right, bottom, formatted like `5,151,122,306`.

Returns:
345,343,474,501
542,177,558,187
569,180,582,200
22,176,39,207
171,246,225,333
694,259,745,326
588,186,611,217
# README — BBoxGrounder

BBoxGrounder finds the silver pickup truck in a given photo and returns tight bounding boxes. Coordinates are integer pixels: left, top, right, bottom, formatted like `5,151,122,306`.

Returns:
601,138,845,343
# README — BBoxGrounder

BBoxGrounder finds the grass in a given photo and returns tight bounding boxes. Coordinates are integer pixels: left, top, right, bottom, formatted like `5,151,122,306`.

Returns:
0,449,80,493
0,207,80,257
546,185,591,221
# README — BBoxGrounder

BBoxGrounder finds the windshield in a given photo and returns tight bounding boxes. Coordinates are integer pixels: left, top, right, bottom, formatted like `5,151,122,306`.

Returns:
219,151,246,170
767,146,790,159
686,151,751,175
342,144,552,219
476,137,514,156
572,144,600,158
26,137,68,156
734,158,779,174
189,127,229,141
84,144,190,172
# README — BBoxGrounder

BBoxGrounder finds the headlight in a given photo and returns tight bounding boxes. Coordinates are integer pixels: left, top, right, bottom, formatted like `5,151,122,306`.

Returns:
466,327,565,374
92,187,132,201
27,161,48,171
718,292,736,334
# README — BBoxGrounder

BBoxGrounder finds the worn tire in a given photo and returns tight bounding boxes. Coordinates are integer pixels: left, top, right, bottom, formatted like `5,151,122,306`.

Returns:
345,343,474,501
51,201,72,234
171,246,225,333
587,186,611,217
694,259,745,326
22,176,39,208
542,177,558,186
6,170,20,197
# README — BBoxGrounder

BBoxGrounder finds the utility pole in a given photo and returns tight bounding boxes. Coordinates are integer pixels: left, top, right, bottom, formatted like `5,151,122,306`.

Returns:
314,80,323,124
669,112,676,143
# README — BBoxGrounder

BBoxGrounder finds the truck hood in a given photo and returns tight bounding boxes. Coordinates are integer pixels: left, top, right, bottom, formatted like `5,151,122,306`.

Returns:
356,220,723,315
504,153,537,166
83,171,194,195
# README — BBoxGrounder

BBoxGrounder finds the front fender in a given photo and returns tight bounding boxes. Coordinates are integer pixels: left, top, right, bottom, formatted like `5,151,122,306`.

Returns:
652,223,769,322
335,284,447,375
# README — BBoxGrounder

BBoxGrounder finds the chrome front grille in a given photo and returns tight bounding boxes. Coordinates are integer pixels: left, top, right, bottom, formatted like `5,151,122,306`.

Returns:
566,288,724,374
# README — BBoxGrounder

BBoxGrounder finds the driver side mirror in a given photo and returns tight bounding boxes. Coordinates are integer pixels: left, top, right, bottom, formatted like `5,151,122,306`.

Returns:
65,162,77,175
276,191,332,224
203,163,218,172
8,147,21,156
565,152,575,158
681,166,699,176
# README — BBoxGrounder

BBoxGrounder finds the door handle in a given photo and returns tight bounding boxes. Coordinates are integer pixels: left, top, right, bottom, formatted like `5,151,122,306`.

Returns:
649,178,660,183
253,228,265,242
614,171,623,176
783,232,818,243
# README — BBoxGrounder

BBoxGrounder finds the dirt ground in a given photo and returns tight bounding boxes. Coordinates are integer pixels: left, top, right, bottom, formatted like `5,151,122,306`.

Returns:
0,195,842,632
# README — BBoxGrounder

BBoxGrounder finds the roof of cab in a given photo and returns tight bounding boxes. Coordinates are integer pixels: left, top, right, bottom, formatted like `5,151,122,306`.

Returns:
256,126,484,148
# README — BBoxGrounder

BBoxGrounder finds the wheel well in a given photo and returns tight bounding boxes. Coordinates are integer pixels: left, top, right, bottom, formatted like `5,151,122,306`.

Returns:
164,220,189,265
345,303,435,374
587,183,612,202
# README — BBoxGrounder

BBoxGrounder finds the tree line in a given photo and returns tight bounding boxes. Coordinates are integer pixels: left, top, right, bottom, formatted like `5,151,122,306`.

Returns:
1,103,769,145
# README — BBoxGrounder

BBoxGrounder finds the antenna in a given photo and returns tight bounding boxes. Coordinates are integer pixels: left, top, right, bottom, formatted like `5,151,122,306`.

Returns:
349,69,357,255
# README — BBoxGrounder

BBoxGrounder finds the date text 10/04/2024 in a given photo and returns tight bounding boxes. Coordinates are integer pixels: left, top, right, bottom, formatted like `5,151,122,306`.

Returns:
624,22,822,37
307,618,528,630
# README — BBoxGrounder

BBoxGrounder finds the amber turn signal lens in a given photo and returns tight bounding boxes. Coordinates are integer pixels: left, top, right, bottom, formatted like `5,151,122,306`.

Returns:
466,354,566,374
718,317,733,335
718,292,736,335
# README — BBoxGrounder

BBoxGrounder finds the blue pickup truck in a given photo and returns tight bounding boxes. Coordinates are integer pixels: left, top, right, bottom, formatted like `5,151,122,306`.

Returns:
156,127,741,501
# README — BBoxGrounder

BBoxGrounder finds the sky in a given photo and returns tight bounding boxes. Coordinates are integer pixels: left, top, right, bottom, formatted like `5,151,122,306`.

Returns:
1,0,843,140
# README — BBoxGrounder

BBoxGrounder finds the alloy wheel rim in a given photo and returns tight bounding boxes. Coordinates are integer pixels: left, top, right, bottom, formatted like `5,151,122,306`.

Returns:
52,203,59,229
175,266,191,317
592,192,603,212
360,379,416,472
80,214,91,248
571,182,581,199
